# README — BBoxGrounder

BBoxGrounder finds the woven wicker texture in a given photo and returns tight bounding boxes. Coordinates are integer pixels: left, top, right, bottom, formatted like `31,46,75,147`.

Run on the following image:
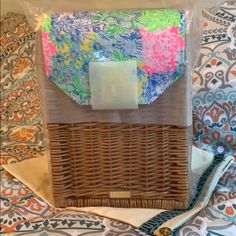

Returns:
48,123,191,209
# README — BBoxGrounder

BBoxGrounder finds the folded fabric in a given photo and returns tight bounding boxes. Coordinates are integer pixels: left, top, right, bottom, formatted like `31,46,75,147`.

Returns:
41,9,186,105
3,147,233,235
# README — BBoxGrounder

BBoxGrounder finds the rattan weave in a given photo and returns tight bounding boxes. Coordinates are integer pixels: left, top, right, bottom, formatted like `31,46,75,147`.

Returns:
48,123,191,209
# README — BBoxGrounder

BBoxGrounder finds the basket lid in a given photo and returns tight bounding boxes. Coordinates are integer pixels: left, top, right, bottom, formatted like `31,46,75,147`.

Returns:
41,9,186,106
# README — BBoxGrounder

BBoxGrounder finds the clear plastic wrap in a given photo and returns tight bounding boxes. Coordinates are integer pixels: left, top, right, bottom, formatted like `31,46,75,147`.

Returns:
20,0,226,207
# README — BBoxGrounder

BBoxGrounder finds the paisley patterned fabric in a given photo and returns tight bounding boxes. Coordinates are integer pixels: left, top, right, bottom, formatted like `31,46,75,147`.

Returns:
193,88,236,156
0,13,44,165
176,3,236,235
192,4,236,192
41,9,186,105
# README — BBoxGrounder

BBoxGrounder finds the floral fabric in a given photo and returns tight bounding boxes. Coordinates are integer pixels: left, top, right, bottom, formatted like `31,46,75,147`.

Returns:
0,13,44,165
41,9,186,105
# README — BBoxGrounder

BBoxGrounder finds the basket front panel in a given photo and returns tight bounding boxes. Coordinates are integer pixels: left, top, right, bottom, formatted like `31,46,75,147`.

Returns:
48,123,190,209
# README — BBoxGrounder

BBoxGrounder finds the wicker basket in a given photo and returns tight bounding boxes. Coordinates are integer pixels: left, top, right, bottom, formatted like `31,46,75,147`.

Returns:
38,62,192,210
36,11,192,208
47,123,191,209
